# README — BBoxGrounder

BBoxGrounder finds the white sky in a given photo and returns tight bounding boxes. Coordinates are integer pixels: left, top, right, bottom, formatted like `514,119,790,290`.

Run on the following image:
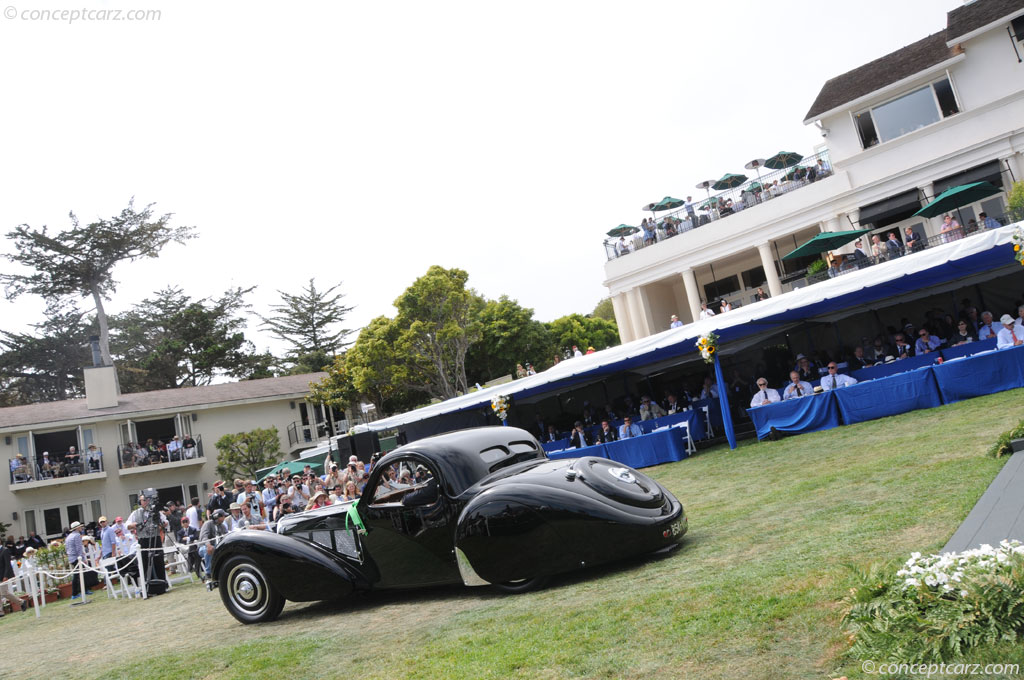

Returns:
0,0,961,357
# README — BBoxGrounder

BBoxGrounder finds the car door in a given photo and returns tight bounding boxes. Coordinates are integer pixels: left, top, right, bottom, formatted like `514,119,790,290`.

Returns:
358,457,460,588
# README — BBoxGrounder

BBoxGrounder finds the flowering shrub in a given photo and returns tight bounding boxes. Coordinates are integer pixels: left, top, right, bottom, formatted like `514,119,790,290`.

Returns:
843,541,1024,663
695,333,718,365
1013,226,1024,267
491,394,510,422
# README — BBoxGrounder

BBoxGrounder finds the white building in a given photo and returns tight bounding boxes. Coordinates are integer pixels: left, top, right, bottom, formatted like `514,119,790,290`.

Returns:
1,367,329,540
606,0,1024,342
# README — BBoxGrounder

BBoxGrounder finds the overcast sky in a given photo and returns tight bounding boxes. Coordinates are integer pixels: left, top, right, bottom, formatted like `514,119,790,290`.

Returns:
0,0,960,357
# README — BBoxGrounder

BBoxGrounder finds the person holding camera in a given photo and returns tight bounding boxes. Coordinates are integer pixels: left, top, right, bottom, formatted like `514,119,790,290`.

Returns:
286,474,309,511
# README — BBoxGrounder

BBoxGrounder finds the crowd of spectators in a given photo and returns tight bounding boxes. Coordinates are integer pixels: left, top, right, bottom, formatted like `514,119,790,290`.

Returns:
748,300,1024,407
9,444,106,484
120,435,197,468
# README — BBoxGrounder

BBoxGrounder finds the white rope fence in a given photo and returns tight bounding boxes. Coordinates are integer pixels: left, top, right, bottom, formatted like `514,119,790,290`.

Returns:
3,539,224,619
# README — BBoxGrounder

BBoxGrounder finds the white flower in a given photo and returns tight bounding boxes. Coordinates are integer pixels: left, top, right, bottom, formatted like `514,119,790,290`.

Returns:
961,590,968,597
905,578,921,587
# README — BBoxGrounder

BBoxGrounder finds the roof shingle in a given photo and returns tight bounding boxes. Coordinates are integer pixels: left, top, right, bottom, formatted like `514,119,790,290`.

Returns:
0,372,326,430
804,31,955,122
946,0,1024,43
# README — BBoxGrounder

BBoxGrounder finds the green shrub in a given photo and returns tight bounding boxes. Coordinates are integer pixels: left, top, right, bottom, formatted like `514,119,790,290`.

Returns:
806,258,827,275
842,542,1024,663
988,418,1024,458
1008,180,1024,216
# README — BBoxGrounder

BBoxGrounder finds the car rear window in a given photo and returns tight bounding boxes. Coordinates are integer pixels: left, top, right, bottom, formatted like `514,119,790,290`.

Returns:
480,440,543,473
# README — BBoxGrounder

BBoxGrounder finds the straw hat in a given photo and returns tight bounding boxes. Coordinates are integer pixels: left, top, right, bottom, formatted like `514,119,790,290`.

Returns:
69,521,83,531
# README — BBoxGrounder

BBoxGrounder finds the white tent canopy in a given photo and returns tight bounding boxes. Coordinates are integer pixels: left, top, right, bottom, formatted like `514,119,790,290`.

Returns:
367,224,1021,433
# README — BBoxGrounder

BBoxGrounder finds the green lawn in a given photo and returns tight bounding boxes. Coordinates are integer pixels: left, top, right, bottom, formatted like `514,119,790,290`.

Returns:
3,389,1023,680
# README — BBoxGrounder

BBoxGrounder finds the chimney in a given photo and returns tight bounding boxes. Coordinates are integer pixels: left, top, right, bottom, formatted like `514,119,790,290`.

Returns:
84,338,120,409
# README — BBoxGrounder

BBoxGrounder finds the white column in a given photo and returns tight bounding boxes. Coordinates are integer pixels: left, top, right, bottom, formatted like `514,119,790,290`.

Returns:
626,288,648,339
917,184,943,236
611,293,633,344
758,243,783,297
821,216,841,233
635,286,658,337
681,269,701,323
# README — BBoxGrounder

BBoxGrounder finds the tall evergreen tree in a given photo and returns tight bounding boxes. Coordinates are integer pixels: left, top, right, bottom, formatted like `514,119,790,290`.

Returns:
259,278,354,372
0,300,93,404
0,200,195,366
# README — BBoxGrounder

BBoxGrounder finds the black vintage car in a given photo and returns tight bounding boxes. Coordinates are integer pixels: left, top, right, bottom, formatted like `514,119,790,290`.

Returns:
212,427,687,623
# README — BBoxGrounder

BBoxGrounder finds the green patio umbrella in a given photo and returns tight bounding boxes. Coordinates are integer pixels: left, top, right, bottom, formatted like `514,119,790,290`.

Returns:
711,173,748,191
764,151,804,170
913,181,1003,219
654,196,685,211
744,182,763,193
699,197,720,210
606,224,639,237
782,228,874,260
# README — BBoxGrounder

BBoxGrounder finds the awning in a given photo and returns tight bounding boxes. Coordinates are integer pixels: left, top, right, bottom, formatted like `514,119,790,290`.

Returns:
782,228,874,260
857,189,922,226
932,160,1003,196
257,450,335,482
366,225,1022,435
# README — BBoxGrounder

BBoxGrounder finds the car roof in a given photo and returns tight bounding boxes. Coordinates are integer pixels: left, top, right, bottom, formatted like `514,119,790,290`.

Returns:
379,426,544,496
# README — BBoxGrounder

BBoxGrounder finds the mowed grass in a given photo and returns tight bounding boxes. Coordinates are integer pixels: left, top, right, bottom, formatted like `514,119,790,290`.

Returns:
3,389,1024,680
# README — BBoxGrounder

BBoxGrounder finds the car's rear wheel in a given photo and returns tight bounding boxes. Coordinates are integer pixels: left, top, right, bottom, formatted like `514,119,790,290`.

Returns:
218,555,285,624
493,575,549,593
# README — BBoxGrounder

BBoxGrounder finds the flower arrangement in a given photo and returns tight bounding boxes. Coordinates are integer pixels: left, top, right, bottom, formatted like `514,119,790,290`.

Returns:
843,540,1024,663
1013,225,1023,266
695,333,719,364
491,394,510,422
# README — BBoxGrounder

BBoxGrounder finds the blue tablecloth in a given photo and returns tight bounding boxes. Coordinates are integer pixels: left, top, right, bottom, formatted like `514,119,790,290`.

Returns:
692,398,723,430
939,337,997,361
932,345,1024,404
833,365,942,425
544,427,692,468
637,409,707,440
747,391,840,440
850,352,936,382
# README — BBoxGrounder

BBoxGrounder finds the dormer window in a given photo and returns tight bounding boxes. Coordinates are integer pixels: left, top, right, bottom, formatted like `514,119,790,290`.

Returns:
854,76,960,149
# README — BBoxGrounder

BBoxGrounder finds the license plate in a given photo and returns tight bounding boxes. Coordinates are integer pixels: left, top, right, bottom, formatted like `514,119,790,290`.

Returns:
663,520,683,538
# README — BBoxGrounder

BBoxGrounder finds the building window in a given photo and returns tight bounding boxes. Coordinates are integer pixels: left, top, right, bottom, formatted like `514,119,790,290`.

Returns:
855,77,959,148
703,275,740,302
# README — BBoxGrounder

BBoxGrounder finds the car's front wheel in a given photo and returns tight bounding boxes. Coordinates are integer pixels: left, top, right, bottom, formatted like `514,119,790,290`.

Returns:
218,555,285,624
493,575,549,593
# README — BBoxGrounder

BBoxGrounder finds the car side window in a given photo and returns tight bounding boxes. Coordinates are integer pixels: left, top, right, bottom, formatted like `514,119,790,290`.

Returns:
369,459,436,506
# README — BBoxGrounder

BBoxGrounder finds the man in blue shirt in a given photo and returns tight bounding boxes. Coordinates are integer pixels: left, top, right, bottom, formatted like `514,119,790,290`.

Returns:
66,521,94,598
670,314,683,328
915,328,942,354
979,212,1000,230
99,516,116,559
619,416,643,439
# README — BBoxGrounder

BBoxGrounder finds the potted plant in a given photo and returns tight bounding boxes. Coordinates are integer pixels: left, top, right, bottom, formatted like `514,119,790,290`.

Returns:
43,587,58,603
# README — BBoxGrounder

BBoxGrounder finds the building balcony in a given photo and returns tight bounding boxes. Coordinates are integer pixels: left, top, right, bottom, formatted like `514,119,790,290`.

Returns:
115,435,206,476
603,150,834,262
8,449,109,492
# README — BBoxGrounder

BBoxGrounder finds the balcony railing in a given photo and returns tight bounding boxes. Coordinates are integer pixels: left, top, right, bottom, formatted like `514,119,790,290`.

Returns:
116,435,204,470
604,149,834,261
788,210,1022,290
8,448,106,485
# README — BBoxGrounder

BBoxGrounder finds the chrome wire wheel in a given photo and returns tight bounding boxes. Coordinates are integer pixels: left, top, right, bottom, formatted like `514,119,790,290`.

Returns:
218,556,284,624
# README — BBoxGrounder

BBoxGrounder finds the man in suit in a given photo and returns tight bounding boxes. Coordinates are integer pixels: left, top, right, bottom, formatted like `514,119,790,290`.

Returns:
850,240,869,265
569,421,592,449
175,516,202,578
596,419,618,443
885,232,904,259
904,226,923,253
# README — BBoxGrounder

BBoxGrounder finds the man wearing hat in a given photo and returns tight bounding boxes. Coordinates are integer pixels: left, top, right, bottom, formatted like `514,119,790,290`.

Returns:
997,314,1023,349
198,509,230,580
208,481,231,515
127,490,170,595
65,521,95,599
98,516,117,559
227,502,245,531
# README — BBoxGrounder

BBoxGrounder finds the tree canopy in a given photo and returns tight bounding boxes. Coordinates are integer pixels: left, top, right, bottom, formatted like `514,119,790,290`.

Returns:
111,286,274,392
259,278,354,373
214,427,282,481
465,296,555,385
393,266,481,401
0,200,195,366
547,313,620,354
0,300,93,404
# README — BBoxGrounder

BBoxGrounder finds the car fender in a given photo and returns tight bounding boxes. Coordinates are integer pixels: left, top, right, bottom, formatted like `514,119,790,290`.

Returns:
212,530,370,602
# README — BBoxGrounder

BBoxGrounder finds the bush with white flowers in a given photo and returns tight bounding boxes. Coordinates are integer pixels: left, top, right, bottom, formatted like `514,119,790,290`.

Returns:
843,540,1024,663
491,394,510,422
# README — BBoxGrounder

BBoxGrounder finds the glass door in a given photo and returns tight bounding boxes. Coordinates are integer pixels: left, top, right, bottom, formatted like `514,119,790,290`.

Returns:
43,508,62,537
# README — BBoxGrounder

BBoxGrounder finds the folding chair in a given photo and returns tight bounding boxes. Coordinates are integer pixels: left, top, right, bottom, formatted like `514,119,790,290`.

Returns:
163,545,195,588
672,420,697,456
701,405,715,438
